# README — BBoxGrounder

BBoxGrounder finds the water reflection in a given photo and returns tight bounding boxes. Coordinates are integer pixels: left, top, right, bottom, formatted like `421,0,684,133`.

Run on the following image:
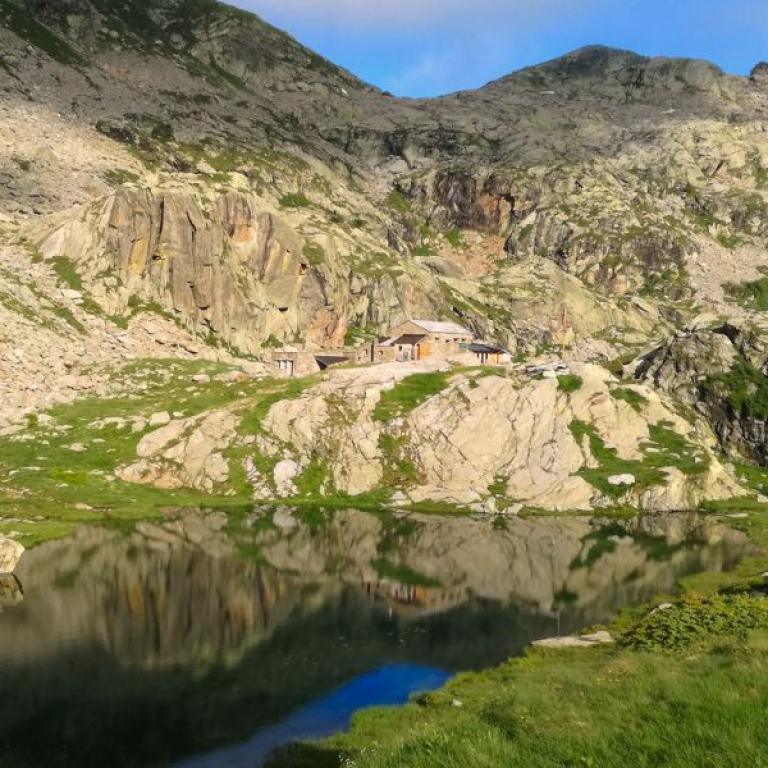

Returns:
0,508,754,768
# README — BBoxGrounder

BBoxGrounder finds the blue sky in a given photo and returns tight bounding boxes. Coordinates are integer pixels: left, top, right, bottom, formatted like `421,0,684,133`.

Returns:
232,0,767,98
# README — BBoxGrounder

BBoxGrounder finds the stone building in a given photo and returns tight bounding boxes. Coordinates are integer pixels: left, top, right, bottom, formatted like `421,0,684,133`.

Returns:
272,318,509,376
465,342,512,366
271,349,349,377
376,319,474,362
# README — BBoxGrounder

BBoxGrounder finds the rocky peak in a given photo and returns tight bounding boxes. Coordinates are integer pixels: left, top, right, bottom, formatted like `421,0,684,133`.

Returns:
528,45,648,79
751,62,768,84
481,45,728,107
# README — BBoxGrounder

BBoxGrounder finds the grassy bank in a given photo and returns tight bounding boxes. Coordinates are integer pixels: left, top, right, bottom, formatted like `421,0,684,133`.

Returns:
273,635,768,768
0,359,306,546
270,501,768,768
0,361,473,548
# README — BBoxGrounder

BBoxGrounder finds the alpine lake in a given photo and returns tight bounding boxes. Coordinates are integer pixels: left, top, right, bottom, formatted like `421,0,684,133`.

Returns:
0,506,755,768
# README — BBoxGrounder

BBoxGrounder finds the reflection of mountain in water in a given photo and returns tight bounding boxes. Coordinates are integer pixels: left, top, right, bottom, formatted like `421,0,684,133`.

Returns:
0,509,754,768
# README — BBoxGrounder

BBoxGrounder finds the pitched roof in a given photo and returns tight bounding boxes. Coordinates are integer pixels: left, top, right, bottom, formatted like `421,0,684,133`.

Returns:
410,319,472,335
393,334,428,346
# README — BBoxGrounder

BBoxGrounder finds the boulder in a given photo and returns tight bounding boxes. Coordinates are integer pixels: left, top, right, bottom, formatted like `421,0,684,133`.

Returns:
533,630,614,649
149,411,171,427
273,459,300,497
0,538,24,574
119,409,238,492
608,473,635,487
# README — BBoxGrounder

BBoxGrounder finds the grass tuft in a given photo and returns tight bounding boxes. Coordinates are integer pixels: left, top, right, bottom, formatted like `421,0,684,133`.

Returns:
373,373,450,423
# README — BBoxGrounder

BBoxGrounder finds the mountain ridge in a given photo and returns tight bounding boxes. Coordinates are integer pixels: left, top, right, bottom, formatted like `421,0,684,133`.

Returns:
0,0,767,469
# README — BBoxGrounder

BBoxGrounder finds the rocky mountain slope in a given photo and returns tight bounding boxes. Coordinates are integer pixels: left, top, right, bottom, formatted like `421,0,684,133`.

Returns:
112,360,740,512
1,0,768,516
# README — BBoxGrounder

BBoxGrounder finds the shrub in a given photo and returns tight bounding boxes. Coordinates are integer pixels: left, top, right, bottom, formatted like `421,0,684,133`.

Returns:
150,123,175,143
724,276,768,311
622,593,768,652
557,374,583,394
302,243,325,266
701,358,768,419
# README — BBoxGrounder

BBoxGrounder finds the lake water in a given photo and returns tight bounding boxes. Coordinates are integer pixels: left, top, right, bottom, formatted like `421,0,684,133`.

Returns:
0,507,754,767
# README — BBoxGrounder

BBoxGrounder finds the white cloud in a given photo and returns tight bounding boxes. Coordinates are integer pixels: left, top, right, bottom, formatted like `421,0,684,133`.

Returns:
239,0,583,31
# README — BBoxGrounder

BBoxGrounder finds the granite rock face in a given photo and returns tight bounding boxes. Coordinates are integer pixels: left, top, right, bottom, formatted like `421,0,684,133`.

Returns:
117,409,239,492
631,323,768,465
0,538,24,574
117,361,740,511
2,3,768,363
39,189,353,353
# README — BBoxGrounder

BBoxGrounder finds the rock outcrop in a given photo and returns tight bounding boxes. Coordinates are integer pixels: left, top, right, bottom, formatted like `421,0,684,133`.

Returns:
0,538,24,574
37,189,354,354
119,360,741,511
2,2,768,365
751,62,768,84
117,408,239,492
630,322,768,464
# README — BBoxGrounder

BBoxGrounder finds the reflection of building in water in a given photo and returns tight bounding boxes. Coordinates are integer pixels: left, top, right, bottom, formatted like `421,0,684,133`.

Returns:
363,580,466,619
1,508,758,671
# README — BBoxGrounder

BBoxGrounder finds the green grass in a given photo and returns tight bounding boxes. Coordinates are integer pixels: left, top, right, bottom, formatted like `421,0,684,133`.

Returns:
104,169,141,187
412,243,434,257
343,325,375,347
302,243,325,266
279,193,312,209
444,228,463,248
570,419,664,498
717,232,742,250
724,276,768,311
557,374,583,394
0,361,313,547
261,334,283,349
378,433,421,489
701,358,768,420
386,190,411,213
756,163,768,190
569,419,707,499
294,459,331,498
51,255,83,291
373,372,451,423
611,387,648,411
271,632,768,768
